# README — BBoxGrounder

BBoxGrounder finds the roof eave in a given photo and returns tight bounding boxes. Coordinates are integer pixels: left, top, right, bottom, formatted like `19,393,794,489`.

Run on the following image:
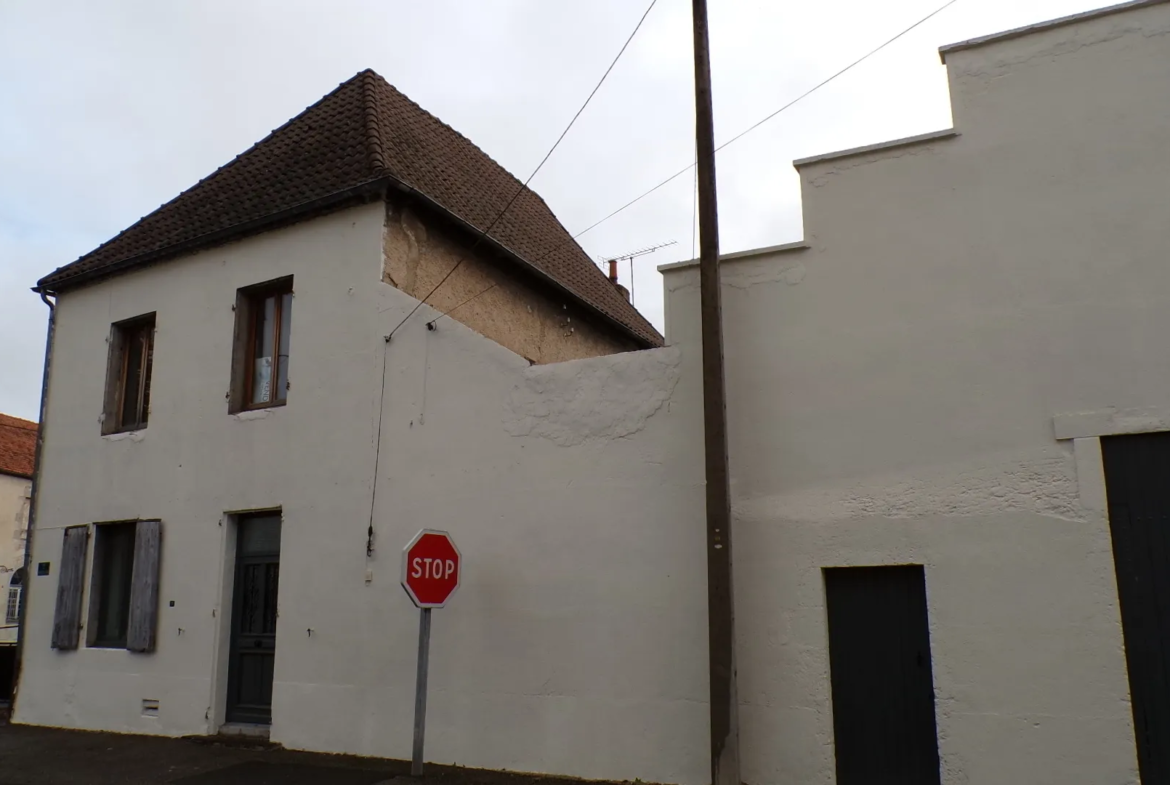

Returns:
36,177,393,294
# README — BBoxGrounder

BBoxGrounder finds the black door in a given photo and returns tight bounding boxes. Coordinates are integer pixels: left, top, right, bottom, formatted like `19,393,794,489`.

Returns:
1102,432,1170,783
825,565,941,785
226,514,281,724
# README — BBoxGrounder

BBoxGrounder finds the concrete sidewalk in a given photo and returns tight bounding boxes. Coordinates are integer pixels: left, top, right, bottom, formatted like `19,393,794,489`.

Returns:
0,719,621,785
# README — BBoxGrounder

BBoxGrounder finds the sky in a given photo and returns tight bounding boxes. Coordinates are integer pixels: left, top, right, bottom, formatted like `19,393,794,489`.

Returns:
0,0,1111,421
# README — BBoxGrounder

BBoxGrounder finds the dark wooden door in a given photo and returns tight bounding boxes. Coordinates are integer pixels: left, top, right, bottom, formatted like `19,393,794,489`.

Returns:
1102,432,1170,784
226,514,281,724
825,565,941,785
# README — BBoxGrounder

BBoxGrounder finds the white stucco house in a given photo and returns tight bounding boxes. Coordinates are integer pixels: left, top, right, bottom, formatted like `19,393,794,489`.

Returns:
0,413,35,699
15,1,1170,783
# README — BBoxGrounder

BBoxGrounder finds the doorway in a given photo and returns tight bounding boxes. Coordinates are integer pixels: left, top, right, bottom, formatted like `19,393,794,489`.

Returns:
1102,432,1170,783
824,565,941,785
226,513,281,725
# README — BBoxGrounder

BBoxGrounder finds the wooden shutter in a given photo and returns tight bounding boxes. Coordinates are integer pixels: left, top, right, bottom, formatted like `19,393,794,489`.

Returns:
126,519,162,653
51,525,89,650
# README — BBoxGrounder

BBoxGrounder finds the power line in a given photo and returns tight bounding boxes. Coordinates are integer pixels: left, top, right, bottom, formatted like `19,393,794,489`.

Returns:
690,155,698,261
416,0,962,332
568,0,964,243
429,280,502,327
385,0,660,340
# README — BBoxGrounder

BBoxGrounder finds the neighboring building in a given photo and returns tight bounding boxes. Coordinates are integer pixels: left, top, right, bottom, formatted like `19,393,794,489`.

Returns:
0,413,35,697
14,2,1170,785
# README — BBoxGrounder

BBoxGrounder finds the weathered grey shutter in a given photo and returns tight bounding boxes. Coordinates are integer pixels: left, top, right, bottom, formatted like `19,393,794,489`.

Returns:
126,519,161,653
51,525,89,650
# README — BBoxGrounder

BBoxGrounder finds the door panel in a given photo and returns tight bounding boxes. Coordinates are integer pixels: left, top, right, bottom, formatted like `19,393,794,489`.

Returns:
226,515,281,724
825,565,941,785
1102,432,1170,784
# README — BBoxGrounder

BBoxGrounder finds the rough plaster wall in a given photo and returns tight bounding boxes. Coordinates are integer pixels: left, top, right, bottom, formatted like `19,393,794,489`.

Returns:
504,346,680,446
0,473,30,644
16,202,708,785
660,7,1170,783
382,201,636,364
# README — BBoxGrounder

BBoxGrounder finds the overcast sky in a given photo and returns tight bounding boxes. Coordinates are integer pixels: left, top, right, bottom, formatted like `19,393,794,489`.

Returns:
0,0,1108,420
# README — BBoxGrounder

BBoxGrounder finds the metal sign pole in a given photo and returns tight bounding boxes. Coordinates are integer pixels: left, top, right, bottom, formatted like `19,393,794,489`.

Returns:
412,607,432,776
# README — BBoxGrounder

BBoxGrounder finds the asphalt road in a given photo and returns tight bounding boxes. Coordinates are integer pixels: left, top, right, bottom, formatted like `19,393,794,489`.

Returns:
0,718,624,785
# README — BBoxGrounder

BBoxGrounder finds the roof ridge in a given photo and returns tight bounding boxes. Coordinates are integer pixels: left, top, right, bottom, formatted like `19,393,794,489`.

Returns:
39,74,370,287
359,70,389,175
361,72,626,312
365,72,532,198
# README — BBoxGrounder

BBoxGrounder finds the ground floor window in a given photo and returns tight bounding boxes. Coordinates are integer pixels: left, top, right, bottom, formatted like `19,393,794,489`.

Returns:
89,522,136,648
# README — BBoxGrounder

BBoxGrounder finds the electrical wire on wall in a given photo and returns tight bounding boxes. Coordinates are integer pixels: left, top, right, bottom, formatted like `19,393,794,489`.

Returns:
366,336,391,558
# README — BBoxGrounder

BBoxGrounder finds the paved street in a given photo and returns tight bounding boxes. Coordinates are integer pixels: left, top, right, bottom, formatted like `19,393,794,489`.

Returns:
0,716,613,785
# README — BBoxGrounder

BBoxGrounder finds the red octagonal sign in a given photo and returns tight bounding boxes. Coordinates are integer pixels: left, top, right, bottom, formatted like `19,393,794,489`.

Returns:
401,529,461,608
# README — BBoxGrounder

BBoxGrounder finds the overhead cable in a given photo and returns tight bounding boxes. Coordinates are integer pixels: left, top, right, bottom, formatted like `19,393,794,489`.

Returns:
385,0,660,340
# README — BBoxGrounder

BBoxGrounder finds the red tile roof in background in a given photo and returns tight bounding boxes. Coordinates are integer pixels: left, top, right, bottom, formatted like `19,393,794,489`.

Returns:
38,70,662,347
0,414,37,479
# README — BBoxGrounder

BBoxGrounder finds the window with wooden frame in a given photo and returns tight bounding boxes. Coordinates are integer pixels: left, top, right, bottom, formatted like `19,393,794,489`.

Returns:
81,520,162,652
102,313,156,434
230,277,293,412
89,522,135,647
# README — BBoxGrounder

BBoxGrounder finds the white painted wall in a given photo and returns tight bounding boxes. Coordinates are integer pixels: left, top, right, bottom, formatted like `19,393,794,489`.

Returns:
661,4,1168,783
0,472,30,644
16,202,710,784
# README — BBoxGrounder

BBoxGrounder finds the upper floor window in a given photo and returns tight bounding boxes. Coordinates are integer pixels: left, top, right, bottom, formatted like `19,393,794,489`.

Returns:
230,277,293,412
102,313,155,434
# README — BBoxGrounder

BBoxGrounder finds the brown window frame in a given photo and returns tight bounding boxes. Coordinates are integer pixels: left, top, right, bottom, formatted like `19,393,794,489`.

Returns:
102,313,156,435
229,276,293,413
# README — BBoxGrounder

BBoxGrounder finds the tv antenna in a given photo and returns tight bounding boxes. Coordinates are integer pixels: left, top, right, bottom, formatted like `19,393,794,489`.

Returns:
599,240,677,306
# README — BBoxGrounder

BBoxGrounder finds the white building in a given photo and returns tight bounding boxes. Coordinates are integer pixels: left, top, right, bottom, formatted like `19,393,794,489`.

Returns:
15,2,1170,783
0,413,35,698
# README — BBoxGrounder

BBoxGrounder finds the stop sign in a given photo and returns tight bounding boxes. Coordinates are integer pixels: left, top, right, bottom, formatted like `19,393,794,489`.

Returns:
401,529,461,608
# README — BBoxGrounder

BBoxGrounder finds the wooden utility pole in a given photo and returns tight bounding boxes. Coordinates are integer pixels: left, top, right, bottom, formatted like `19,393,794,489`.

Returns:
691,2,740,785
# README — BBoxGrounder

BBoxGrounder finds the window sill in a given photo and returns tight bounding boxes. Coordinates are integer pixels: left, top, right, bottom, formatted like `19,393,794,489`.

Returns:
231,403,286,421
102,429,147,443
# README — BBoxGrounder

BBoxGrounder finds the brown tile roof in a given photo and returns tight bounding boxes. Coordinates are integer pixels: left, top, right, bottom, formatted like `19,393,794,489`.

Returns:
0,414,37,480
38,70,663,347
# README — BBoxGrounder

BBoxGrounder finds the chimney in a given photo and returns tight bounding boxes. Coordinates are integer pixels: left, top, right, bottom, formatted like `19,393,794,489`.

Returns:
607,259,631,302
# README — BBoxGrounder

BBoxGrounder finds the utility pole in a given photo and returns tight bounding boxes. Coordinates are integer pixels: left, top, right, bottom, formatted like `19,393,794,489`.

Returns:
691,2,740,785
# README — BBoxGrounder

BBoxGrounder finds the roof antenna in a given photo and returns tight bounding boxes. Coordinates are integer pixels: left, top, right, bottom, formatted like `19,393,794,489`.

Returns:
599,240,677,306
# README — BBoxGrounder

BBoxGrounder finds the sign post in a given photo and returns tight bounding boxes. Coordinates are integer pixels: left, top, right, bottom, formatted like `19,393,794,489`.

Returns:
401,529,462,777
